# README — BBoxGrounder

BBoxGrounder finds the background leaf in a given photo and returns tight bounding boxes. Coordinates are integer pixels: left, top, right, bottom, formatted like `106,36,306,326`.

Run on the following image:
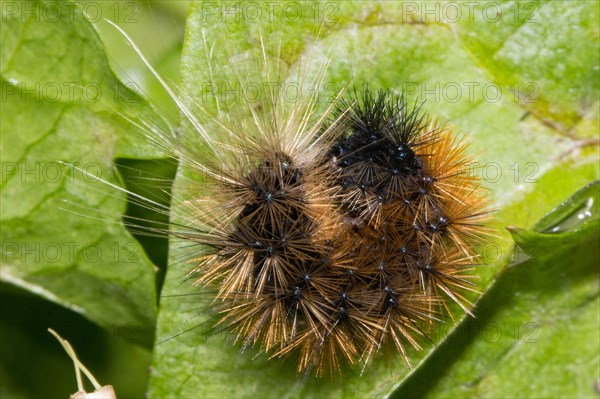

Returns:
394,181,599,398
0,1,186,396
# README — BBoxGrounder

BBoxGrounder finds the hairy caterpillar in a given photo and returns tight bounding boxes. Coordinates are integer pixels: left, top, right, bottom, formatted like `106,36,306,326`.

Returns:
70,20,492,378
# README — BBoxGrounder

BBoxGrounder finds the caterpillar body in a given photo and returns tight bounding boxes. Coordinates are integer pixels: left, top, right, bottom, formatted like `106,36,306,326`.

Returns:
95,23,491,377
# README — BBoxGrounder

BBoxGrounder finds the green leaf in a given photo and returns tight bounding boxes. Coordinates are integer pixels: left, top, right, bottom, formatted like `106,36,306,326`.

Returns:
149,1,599,397
0,283,152,398
0,1,191,394
1,0,160,345
393,181,599,398
507,179,599,259
82,0,189,119
451,0,600,134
